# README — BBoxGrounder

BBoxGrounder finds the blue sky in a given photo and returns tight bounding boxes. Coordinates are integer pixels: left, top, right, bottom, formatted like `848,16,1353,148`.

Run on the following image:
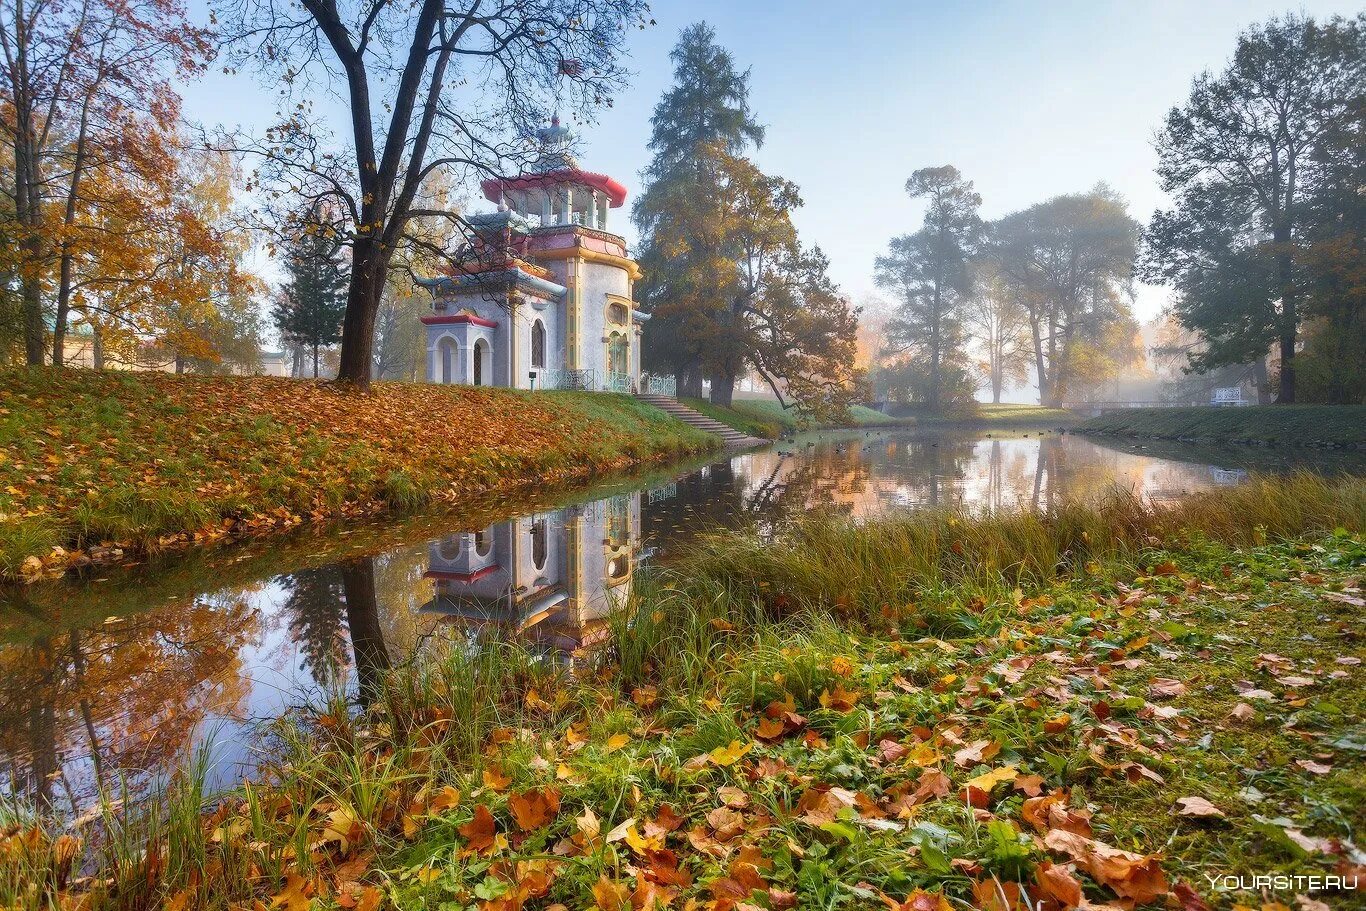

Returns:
182,0,1361,321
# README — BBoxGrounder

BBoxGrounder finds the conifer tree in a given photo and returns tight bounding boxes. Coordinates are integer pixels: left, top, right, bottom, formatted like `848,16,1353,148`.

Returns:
634,22,764,398
273,223,348,379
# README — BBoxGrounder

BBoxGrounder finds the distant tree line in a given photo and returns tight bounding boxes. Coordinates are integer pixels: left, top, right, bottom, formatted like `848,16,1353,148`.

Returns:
872,11,1363,410
872,170,1141,411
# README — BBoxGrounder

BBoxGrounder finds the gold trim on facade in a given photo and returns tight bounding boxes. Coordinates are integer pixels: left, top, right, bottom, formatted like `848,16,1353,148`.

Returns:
535,244,644,281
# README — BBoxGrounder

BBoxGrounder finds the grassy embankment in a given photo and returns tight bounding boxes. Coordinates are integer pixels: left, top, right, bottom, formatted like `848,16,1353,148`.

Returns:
680,397,901,439
5,475,1363,911
0,369,714,581
1078,405,1366,447
895,403,1079,430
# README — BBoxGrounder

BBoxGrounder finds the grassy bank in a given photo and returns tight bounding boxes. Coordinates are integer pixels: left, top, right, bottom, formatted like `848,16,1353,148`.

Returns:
681,396,898,439
1078,405,1366,446
0,369,714,581
5,475,1364,911
896,403,1079,430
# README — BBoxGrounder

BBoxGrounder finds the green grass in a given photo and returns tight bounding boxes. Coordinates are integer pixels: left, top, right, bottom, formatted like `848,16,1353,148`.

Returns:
1078,405,1366,446
0,369,715,580
681,396,900,438
898,402,1079,429
5,475,1364,911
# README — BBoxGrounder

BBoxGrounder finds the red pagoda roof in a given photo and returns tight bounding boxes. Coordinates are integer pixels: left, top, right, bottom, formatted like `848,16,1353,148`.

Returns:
481,169,628,208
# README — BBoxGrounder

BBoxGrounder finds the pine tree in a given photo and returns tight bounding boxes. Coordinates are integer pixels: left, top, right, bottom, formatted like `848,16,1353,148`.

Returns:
634,22,765,398
273,224,349,378
876,166,983,412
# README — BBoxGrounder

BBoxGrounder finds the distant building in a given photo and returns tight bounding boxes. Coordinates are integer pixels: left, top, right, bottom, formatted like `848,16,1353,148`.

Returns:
256,351,291,377
419,117,650,393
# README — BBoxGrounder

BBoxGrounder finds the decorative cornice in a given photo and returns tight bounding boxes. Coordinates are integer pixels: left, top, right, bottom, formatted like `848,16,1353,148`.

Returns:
531,224,628,247
418,267,565,301
423,564,500,583
534,243,643,281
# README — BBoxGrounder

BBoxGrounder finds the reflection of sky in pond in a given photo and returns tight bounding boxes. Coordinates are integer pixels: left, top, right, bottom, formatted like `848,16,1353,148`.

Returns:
1,429,1361,814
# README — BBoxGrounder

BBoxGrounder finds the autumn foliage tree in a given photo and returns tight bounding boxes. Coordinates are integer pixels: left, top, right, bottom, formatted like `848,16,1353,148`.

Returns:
214,0,650,389
0,0,212,365
646,141,858,415
634,22,765,398
65,139,259,371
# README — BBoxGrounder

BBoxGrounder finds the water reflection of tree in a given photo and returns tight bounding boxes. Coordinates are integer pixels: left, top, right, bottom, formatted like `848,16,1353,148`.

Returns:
339,557,390,707
279,568,348,684
0,593,256,811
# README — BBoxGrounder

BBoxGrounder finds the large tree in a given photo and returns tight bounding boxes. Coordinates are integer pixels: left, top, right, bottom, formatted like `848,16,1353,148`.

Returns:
634,21,764,399
0,0,210,365
1142,13,1364,403
991,186,1140,406
647,141,858,413
875,166,982,412
215,0,648,389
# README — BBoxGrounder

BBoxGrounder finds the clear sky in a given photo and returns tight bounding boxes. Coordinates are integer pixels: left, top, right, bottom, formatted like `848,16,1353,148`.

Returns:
181,0,1362,322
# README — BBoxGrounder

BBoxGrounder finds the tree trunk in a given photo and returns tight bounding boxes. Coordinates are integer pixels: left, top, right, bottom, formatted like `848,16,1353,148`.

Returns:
1029,309,1047,407
51,91,94,368
1253,357,1270,405
92,322,104,369
336,239,386,389
1277,332,1296,404
313,341,320,379
709,369,735,407
679,361,703,399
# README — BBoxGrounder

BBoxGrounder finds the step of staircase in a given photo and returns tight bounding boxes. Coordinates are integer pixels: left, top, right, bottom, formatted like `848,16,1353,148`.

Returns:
635,394,769,449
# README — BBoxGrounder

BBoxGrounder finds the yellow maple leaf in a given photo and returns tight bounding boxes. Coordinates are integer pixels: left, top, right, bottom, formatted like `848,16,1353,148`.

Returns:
963,765,1020,793
709,740,753,767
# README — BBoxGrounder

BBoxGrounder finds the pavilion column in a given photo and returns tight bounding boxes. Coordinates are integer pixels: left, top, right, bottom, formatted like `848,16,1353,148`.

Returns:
562,187,573,225
541,190,552,226
598,194,609,230
589,190,600,229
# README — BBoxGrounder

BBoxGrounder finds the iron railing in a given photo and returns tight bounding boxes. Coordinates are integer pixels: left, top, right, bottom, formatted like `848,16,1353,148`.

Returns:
530,368,653,395
642,373,676,396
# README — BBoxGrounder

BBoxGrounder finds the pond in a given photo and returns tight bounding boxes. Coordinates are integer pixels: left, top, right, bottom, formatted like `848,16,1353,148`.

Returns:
2,428,1361,815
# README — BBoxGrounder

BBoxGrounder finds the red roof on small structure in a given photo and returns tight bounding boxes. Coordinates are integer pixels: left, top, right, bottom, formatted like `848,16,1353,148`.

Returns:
481,169,628,208
420,313,499,328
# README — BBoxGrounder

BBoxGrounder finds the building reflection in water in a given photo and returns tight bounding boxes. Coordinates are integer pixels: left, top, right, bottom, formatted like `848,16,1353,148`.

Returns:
420,493,640,662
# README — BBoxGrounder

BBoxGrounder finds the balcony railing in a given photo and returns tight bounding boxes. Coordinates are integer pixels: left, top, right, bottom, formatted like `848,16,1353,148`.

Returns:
531,368,637,394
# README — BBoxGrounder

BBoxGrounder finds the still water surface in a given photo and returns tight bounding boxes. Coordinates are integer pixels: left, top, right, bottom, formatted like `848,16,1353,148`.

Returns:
2,429,1361,813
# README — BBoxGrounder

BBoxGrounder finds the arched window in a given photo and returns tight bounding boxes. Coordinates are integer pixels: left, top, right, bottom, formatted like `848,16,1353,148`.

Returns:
474,529,491,558
437,537,462,561
531,320,546,369
530,519,547,570
473,339,486,386
439,337,456,384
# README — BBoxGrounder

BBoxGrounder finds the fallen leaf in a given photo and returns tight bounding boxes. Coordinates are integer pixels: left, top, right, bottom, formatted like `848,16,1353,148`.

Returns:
1176,796,1224,818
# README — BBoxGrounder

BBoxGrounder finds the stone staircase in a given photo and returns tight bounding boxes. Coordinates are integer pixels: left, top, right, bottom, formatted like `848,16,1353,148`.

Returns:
635,394,769,449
